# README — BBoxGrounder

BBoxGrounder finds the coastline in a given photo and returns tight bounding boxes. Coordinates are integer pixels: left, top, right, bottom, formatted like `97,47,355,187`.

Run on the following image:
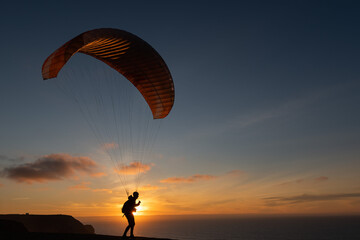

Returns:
1,232,174,240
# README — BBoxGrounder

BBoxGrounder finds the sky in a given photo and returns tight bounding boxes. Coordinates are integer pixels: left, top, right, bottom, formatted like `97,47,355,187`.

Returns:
0,0,360,217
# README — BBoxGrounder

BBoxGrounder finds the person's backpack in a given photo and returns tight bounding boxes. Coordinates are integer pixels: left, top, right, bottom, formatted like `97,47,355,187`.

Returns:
122,200,132,214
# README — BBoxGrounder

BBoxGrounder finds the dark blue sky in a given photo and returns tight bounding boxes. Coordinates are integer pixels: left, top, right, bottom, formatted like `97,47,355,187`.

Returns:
1,0,359,157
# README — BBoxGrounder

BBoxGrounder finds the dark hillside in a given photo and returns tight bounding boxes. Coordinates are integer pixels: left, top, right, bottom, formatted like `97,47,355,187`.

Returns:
0,214,94,234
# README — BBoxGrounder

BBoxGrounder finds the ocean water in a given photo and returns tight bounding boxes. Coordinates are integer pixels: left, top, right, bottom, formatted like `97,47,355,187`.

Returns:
78,215,360,240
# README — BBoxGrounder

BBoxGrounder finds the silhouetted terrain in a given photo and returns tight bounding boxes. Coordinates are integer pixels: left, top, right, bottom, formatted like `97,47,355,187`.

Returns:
0,214,173,240
0,214,94,234
0,219,28,233
1,232,173,240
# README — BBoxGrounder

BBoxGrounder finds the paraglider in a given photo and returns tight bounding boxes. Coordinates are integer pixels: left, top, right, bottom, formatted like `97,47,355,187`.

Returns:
42,28,174,195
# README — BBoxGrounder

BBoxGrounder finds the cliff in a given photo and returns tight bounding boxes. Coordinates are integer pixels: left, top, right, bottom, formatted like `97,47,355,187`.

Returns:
1,232,174,240
0,214,174,240
0,219,28,233
0,214,94,234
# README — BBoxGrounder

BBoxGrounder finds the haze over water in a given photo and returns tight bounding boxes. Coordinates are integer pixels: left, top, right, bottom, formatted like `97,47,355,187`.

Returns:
79,215,360,240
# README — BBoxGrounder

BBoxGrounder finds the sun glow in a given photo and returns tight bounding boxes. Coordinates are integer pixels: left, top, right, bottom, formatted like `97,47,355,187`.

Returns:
134,204,146,215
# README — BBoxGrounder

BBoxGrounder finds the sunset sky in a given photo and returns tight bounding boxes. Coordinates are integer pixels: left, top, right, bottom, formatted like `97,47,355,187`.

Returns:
1,1,360,217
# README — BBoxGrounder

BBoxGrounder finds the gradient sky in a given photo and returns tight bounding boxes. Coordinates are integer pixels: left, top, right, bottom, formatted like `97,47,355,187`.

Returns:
0,1,360,216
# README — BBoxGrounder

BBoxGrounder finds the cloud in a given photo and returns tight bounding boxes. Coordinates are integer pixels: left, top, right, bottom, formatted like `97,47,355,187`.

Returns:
0,155,25,166
279,176,328,186
115,162,153,175
263,193,360,206
314,176,328,182
139,184,165,191
12,197,29,201
160,169,242,184
279,178,304,186
190,85,342,139
160,174,217,183
90,172,106,177
226,170,244,176
69,182,91,190
92,188,113,194
68,182,113,193
1,153,102,183
102,142,118,150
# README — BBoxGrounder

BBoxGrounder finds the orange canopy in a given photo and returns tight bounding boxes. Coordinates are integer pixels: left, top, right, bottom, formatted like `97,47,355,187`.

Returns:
42,28,174,119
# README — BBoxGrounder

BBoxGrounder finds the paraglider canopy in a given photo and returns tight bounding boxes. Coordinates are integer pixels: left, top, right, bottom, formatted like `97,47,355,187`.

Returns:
42,28,174,119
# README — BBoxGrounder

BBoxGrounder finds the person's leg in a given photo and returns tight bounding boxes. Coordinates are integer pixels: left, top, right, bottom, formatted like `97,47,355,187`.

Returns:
129,214,135,237
130,226,134,237
123,225,130,237
123,214,131,237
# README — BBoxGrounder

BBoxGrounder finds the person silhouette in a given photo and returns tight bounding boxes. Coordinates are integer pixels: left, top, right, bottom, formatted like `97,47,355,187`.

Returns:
122,191,141,239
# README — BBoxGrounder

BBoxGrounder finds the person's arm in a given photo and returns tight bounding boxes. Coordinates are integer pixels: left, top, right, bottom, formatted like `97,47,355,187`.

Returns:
135,200,141,207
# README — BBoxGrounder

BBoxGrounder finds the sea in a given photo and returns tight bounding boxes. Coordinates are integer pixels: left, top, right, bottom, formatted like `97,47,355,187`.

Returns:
77,215,360,240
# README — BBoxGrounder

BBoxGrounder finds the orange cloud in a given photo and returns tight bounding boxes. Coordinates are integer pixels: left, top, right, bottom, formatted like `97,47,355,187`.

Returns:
69,182,113,193
1,153,102,183
69,182,91,190
139,184,165,191
90,172,106,177
92,188,113,194
264,192,360,206
160,174,216,183
115,162,153,175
